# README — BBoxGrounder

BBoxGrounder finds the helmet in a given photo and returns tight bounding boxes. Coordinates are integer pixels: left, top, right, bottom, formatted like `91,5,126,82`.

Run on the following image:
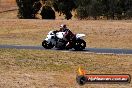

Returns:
60,24,67,29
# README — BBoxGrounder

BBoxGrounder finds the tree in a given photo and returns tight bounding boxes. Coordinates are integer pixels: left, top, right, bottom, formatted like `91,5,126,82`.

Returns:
40,6,56,19
16,0,76,19
76,0,103,19
53,0,76,20
16,0,42,19
90,0,104,19
121,0,132,19
16,0,132,19
76,0,91,19
76,0,132,19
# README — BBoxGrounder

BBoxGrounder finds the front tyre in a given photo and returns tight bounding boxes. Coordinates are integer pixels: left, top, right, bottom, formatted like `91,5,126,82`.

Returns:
42,40,54,49
74,39,86,51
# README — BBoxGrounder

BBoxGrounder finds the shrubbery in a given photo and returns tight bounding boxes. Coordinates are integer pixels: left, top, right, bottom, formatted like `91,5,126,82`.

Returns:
16,0,132,20
40,6,55,19
76,0,132,19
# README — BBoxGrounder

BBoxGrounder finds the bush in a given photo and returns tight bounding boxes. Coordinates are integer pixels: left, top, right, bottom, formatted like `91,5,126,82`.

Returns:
16,0,41,19
53,0,76,20
40,6,56,19
76,0,132,20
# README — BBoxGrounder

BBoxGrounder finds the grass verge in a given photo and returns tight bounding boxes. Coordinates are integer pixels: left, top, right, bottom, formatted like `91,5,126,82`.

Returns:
0,19,132,49
0,49,131,87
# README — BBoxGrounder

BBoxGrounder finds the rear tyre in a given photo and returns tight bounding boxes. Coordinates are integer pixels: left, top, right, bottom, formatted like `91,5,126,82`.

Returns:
42,40,54,49
74,39,86,51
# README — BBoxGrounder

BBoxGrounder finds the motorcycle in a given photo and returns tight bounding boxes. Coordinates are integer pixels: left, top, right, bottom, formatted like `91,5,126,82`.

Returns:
42,30,86,50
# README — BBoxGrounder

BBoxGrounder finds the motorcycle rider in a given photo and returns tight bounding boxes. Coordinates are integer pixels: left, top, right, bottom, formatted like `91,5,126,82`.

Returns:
53,24,75,48
59,24,75,48
54,24,75,48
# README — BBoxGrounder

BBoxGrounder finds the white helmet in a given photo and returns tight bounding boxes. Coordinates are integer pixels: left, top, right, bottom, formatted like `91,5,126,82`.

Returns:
60,24,67,29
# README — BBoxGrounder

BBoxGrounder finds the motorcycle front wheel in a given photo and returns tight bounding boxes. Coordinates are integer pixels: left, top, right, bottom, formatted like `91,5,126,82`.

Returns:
42,40,54,49
74,39,86,51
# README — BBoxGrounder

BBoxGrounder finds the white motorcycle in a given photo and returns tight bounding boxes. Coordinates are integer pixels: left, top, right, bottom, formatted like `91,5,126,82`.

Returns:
42,30,86,50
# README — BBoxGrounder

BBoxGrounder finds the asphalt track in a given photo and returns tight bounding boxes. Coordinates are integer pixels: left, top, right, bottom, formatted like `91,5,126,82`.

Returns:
0,45,132,55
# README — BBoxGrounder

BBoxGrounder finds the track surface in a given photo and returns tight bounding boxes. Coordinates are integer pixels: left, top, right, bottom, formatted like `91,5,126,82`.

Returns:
0,45,132,55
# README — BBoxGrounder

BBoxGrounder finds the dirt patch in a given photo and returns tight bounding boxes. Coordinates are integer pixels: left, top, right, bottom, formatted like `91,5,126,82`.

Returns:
0,0,17,12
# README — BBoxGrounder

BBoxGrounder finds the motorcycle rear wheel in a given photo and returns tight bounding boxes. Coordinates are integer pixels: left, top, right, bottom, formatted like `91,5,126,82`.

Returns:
74,39,86,51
